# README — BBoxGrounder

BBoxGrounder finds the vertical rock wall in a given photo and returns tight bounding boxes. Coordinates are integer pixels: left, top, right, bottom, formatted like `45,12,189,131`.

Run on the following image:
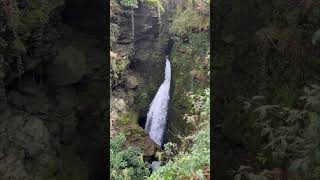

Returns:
132,3,168,118
0,0,106,179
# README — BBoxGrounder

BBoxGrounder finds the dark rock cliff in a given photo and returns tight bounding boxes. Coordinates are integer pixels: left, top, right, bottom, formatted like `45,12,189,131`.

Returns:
0,0,106,179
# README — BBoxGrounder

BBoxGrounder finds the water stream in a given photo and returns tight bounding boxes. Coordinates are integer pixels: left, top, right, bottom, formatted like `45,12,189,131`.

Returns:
145,55,171,146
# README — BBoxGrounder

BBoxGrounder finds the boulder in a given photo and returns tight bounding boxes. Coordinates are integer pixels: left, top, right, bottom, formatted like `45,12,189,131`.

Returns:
7,115,50,156
46,46,87,85
126,75,139,89
0,145,30,180
149,161,162,171
111,98,127,112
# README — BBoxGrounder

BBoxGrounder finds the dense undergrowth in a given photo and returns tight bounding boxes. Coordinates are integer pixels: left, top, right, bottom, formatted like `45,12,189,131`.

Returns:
110,133,150,180
214,0,320,179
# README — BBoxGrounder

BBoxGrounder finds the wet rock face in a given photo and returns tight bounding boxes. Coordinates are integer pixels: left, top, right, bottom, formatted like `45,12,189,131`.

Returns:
132,4,164,76
131,4,169,116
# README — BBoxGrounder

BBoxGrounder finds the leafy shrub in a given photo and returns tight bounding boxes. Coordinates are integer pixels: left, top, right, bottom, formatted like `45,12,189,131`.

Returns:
170,8,209,37
110,133,150,180
119,0,138,8
144,0,164,12
244,84,320,179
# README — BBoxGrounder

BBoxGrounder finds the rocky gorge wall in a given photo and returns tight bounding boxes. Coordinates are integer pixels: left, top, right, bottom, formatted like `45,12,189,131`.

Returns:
132,3,167,125
0,0,106,179
110,0,210,152
110,0,172,157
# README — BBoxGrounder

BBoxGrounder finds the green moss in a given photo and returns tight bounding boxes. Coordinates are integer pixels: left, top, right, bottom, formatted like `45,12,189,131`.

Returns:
134,83,157,112
7,0,63,41
117,110,138,126
167,32,209,143
170,8,209,36
170,32,209,105
15,0,48,37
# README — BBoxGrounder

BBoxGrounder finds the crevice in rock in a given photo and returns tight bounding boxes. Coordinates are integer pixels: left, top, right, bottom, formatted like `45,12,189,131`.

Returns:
138,112,147,129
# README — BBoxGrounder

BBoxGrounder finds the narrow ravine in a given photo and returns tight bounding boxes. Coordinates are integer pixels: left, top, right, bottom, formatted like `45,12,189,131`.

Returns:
145,55,171,146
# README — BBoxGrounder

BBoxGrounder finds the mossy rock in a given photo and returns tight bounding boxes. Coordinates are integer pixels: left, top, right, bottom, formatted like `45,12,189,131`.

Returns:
117,110,138,126
116,111,158,156
133,83,158,113
126,74,139,89
7,0,64,41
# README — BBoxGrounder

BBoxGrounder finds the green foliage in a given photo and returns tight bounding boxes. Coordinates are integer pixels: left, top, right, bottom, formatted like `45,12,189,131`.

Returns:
184,88,210,125
110,133,150,180
110,23,120,47
150,123,210,179
155,142,179,165
244,84,320,179
170,8,209,37
119,0,164,12
119,0,138,8
110,52,131,88
171,33,209,99
118,111,138,126
150,88,210,179
5,0,63,41
167,30,209,143
214,0,320,177
144,0,164,12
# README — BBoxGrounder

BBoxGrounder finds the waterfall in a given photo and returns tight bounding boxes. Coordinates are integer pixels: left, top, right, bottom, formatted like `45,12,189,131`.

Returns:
145,55,171,146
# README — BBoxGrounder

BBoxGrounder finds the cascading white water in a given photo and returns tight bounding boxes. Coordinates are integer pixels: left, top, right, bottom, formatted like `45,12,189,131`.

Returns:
145,55,171,146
